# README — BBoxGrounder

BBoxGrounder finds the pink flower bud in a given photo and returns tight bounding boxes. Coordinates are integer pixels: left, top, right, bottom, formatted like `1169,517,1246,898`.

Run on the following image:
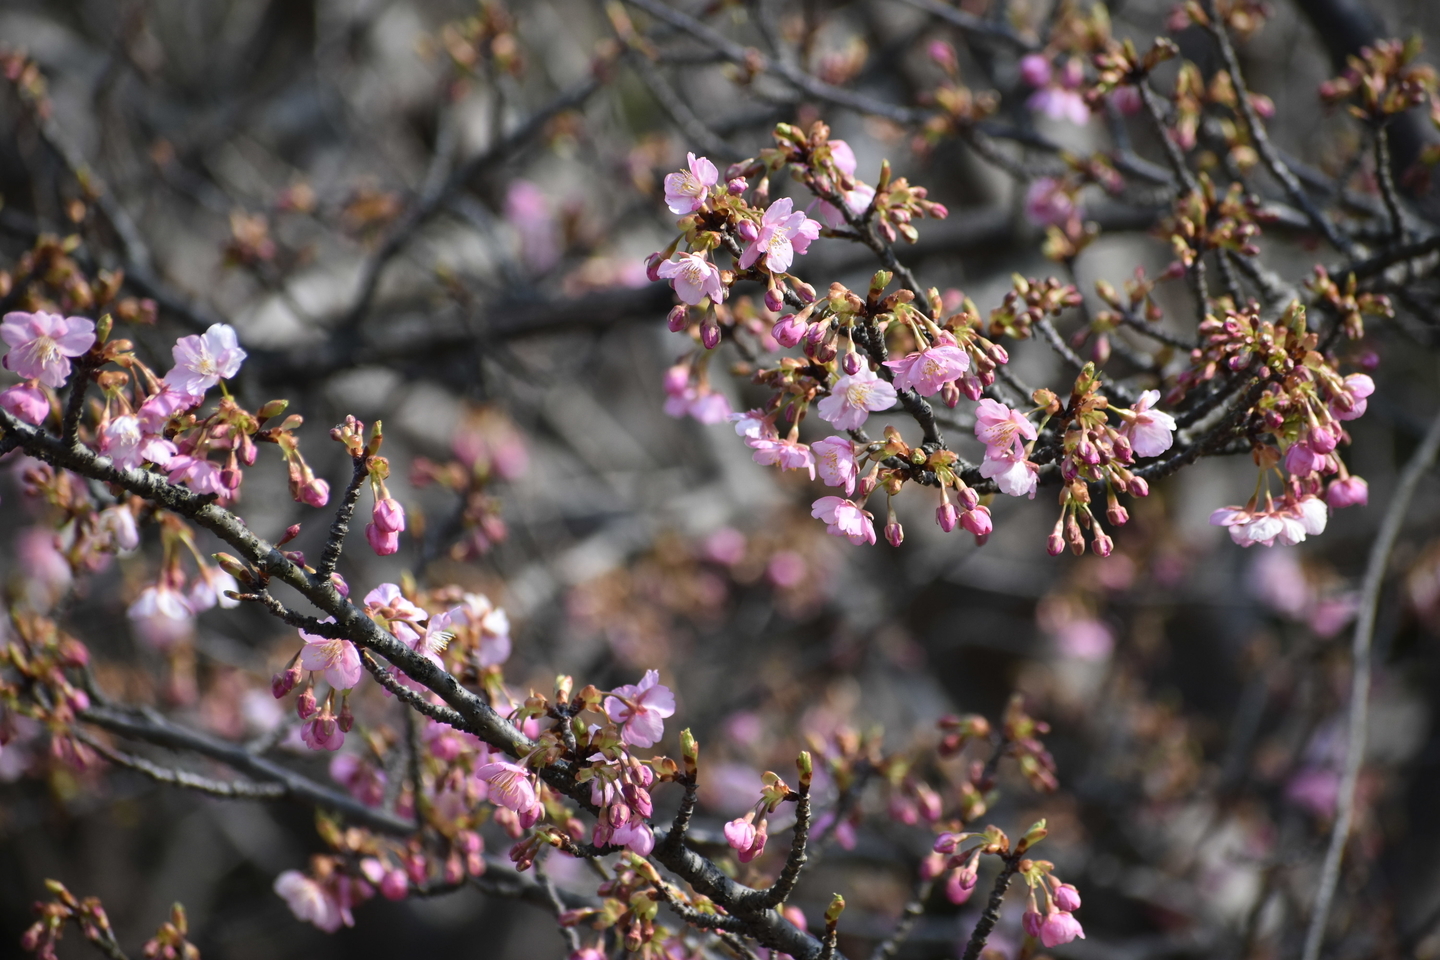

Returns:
1053,882,1082,912
1039,910,1085,948
1047,528,1066,557
772,314,809,347
957,485,979,511
646,254,663,283
1326,475,1368,508
297,686,317,719
667,305,689,332
961,506,992,537
301,478,330,507
1092,533,1114,557
373,497,406,533
1107,501,1129,526
272,661,301,699
936,502,958,532
1309,424,1338,454
1023,909,1044,938
841,350,862,376
885,518,904,547
331,572,350,597
381,869,409,900
366,522,400,556
1128,476,1150,497
736,220,759,242
727,178,747,195
700,318,722,350
764,286,785,313
1019,54,1052,88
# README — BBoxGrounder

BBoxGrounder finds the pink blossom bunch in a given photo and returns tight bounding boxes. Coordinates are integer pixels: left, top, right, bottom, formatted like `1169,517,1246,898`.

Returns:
1,310,95,387
811,495,876,545
975,400,1040,498
1210,495,1328,547
664,152,719,215
883,331,970,396
816,364,897,430
589,754,656,855
1020,54,1090,125
737,197,822,274
603,670,676,748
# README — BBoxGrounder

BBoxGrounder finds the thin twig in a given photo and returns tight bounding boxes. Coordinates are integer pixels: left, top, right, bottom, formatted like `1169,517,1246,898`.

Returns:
360,650,469,729
75,729,286,800
869,878,933,960
1301,404,1440,960
1373,123,1406,246
959,854,1021,960
317,455,369,580
756,785,810,909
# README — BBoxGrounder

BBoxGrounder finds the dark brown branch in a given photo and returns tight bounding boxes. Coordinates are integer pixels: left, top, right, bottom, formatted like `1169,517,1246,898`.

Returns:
959,854,1021,960
869,878,934,960
75,729,287,800
756,785,810,909
361,651,469,730
317,455,369,580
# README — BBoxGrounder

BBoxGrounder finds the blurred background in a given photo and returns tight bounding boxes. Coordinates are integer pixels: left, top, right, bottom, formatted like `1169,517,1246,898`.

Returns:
0,0,1439,957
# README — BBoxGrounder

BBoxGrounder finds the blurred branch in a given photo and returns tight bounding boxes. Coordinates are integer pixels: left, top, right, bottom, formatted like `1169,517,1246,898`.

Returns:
1301,402,1440,960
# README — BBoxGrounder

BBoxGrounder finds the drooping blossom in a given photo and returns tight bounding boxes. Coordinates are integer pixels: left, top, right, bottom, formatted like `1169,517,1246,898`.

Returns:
883,333,970,396
0,311,95,388
364,582,429,624
477,760,544,827
100,415,177,471
812,436,859,494
0,383,48,424
299,621,362,689
366,521,399,555
1039,909,1085,947
1051,880,1082,912
663,152,719,215
95,505,140,553
980,455,1038,499
664,369,732,424
301,713,345,751
505,180,560,271
455,592,512,667
188,565,240,611
657,252,726,306
817,364,897,430
1327,475,1368,508
974,399,1036,460
728,408,773,440
1283,440,1325,476
738,198,822,274
748,436,815,478
331,753,388,808
126,584,195,650
1024,177,1076,228
273,871,350,932
604,669,676,748
811,496,876,545
1332,373,1374,421
816,140,877,229
945,855,980,904
164,323,246,397
1119,390,1177,458
166,455,227,495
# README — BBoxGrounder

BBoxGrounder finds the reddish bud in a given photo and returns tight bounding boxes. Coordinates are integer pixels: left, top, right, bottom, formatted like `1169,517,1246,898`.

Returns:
667,305,688,332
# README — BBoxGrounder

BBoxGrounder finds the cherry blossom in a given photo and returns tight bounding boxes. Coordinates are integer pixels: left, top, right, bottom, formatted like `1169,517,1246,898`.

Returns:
816,139,877,229
738,198,821,274
884,333,970,396
657,252,726,306
817,364,897,430
273,871,349,932
477,760,544,827
980,454,1039,499
604,669,676,748
164,323,247,397
0,311,95,388
974,399,1036,460
166,455,227,496
188,565,240,611
455,592,512,667
99,415,177,471
1332,372,1374,421
299,622,362,689
0,382,47,424
811,496,876,545
1024,177,1076,228
748,436,815,478
812,436,859,494
126,584,195,650
663,152,719,215
364,582,429,624
137,385,200,433
1119,390,1177,458
1327,475,1368,508
724,813,768,863
1039,909,1085,948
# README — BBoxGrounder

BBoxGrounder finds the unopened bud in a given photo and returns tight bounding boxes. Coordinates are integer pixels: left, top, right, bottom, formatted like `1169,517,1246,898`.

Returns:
797,750,812,789
667,305,688,332
825,894,846,925
296,686,317,719
257,399,289,421
727,177,747,195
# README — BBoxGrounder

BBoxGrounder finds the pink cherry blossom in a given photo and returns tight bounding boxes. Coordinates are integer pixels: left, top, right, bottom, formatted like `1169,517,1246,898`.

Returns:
1039,910,1085,947
455,592,511,667
1019,53,1052,87
656,252,726,306
1327,475,1368,508
301,714,345,751
164,323,246,397
366,523,399,555
748,436,815,478
980,455,1038,498
961,505,993,538
0,382,47,424
364,583,429,623
188,565,240,611
1120,390,1177,458
724,814,768,863
663,152,719,215
728,408,774,440
137,385,200,432
299,622,362,689
1024,177,1076,228
817,364,897,430
974,399,1036,460
0,311,95,388
1332,373,1374,421
945,858,979,904
1052,882,1082,912
126,584,194,650
273,871,349,932
506,179,559,271
816,140,877,229
477,760,544,827
1283,440,1323,476
738,198,822,274
166,455,227,495
604,669,676,748
883,333,970,396
373,497,406,534
812,436,858,494
100,415,177,471
1029,87,1091,124
811,496,876,545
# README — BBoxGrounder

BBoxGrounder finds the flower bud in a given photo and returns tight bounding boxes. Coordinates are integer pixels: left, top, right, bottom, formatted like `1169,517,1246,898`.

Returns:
331,572,350,597
373,497,406,533
646,254,664,283
1128,476,1149,497
961,506,992,537
700,318,722,350
667,305,689,332
727,177,747,195
272,659,301,699
772,314,808,347
1053,882,1081,912
841,349,862,376
1309,423,1338,454
1092,533,1114,557
297,686,317,719
301,478,330,507
366,522,400,556
736,219,759,242
885,517,904,547
936,502,958,532
764,285,785,313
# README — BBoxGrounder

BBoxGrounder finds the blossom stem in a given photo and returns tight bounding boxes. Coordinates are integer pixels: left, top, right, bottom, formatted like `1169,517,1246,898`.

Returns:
1301,402,1440,960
